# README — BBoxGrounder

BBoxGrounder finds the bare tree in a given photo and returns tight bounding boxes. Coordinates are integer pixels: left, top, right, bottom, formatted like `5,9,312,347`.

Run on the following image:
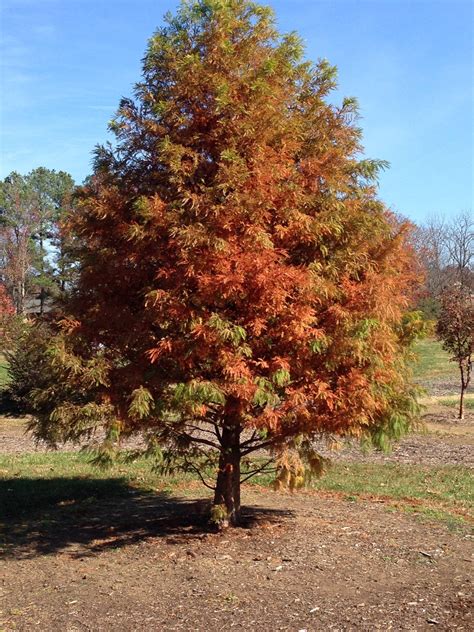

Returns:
415,210,473,316
444,211,473,290
414,215,448,300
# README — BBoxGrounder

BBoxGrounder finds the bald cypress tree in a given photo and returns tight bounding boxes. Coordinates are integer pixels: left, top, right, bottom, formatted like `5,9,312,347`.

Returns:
33,0,420,526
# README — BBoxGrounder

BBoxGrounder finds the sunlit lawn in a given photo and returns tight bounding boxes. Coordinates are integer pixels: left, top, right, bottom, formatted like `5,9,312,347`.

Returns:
412,338,455,381
1,452,472,528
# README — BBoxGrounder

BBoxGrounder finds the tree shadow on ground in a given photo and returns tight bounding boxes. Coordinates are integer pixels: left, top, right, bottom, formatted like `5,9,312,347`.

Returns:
0,477,293,560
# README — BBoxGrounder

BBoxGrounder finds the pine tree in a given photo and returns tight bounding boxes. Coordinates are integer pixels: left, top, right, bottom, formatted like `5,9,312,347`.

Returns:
33,0,420,526
28,168,76,311
0,169,75,314
0,172,39,314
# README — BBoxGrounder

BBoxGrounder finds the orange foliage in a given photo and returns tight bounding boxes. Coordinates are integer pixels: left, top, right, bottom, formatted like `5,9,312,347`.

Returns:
49,1,421,521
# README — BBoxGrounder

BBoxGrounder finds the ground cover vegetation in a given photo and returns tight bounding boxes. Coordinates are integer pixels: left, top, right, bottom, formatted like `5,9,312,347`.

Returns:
1,451,472,530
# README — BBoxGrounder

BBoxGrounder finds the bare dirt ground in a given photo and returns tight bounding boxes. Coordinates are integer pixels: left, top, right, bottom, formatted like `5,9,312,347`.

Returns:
0,486,472,632
1,395,473,631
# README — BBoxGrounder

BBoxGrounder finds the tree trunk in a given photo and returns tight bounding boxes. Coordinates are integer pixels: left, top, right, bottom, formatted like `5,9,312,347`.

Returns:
459,385,465,420
39,233,45,315
459,363,466,421
16,279,25,315
213,423,241,527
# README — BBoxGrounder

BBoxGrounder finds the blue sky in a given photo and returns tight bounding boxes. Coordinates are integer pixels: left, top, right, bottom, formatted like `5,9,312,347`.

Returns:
0,0,472,223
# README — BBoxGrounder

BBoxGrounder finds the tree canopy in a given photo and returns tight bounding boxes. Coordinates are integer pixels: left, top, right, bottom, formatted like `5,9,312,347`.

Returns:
0,168,75,314
31,0,420,526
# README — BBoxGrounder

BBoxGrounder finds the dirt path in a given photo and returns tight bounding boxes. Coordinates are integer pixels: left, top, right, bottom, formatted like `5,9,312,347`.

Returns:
1,488,472,632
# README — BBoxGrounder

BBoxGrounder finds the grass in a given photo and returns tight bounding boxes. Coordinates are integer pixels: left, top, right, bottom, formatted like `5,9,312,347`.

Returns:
412,338,455,381
438,397,474,410
0,354,9,389
1,452,472,528
0,451,199,520
253,461,473,523
314,462,473,510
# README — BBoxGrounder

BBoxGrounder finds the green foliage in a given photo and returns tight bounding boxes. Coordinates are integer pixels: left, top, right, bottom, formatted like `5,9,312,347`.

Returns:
172,380,226,408
273,439,328,491
210,503,229,525
271,368,290,387
366,382,422,452
2,320,114,445
416,295,441,321
353,318,379,340
396,310,433,346
252,377,279,407
0,355,9,389
354,158,390,182
309,336,330,354
208,314,247,346
128,387,155,420
1,321,53,413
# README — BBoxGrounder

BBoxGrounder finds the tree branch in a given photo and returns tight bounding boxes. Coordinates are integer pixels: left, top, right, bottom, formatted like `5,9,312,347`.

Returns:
181,433,220,450
169,427,220,450
240,430,259,447
185,424,220,438
240,459,276,484
241,438,277,456
183,458,216,490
